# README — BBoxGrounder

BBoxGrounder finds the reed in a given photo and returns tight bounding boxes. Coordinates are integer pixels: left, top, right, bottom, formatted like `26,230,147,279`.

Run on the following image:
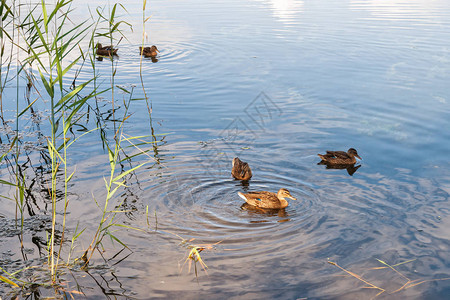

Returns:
81,86,150,266
0,0,152,293
21,0,94,280
139,0,153,116
329,259,450,299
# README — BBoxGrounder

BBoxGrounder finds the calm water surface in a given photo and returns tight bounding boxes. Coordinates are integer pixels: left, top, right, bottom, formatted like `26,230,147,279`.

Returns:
1,0,450,298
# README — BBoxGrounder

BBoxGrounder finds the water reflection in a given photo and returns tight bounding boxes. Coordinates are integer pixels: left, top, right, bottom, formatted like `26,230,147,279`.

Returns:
241,203,291,223
350,0,448,20
234,178,251,189
317,161,362,176
263,0,304,22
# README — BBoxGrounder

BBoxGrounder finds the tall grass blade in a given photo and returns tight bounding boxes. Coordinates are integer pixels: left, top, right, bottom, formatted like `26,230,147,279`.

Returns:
41,0,48,33
0,275,20,288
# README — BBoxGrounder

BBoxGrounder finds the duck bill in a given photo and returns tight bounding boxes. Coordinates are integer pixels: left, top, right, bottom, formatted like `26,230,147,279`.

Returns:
288,196,297,200
356,154,362,160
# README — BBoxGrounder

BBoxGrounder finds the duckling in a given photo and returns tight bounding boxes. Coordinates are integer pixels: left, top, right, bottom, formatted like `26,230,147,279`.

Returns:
96,43,118,56
238,188,296,209
140,45,159,57
231,157,252,181
318,148,361,165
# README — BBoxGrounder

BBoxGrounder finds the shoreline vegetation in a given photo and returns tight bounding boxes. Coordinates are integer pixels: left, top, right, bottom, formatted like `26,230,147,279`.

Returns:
0,0,175,297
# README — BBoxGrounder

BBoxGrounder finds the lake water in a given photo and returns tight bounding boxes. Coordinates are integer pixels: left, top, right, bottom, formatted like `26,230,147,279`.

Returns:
1,0,450,298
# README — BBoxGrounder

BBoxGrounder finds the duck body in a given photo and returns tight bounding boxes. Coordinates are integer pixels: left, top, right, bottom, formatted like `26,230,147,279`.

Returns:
238,188,296,209
140,45,159,57
96,43,118,56
231,157,252,181
318,148,361,165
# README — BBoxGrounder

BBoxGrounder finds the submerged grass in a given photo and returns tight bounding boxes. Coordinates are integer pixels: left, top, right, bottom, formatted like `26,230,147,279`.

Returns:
329,259,450,299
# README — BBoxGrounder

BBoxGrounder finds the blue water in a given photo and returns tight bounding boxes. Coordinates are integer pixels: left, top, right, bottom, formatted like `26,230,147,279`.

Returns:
1,0,450,298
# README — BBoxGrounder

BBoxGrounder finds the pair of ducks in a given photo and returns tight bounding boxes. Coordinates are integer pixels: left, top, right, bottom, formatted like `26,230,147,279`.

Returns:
233,148,361,209
96,43,160,58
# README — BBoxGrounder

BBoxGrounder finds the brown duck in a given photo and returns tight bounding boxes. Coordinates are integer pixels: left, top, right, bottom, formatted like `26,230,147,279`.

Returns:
231,157,252,181
318,148,361,165
96,43,118,56
140,45,159,57
238,188,296,209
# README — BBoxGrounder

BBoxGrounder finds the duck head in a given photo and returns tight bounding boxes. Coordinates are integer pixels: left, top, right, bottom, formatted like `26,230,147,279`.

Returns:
347,148,361,160
277,188,296,201
150,45,159,53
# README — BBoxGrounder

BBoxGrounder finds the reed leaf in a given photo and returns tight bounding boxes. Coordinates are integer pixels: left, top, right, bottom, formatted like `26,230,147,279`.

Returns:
47,0,70,26
107,232,129,249
56,79,92,108
31,15,50,54
0,179,16,187
18,98,38,117
1,1,13,21
38,68,54,98
0,275,19,288
41,0,48,33
110,3,117,24
112,162,146,183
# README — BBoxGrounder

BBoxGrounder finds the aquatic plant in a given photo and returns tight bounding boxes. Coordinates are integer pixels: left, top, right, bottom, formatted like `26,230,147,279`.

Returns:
0,0,155,295
328,259,450,299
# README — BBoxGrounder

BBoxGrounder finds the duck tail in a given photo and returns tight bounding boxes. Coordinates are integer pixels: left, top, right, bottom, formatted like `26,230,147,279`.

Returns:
237,192,247,201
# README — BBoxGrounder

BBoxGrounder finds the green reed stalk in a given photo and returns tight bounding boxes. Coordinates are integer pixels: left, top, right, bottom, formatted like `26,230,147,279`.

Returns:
0,1,16,118
2,0,153,290
0,1,13,117
1,1,40,253
95,3,131,132
109,4,116,126
22,0,93,280
139,0,152,116
83,89,148,265
139,0,160,160
13,0,26,250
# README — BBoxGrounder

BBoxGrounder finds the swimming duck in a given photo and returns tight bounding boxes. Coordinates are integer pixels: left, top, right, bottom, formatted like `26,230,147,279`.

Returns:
238,188,296,209
140,45,159,57
96,43,118,56
318,148,361,165
231,157,252,181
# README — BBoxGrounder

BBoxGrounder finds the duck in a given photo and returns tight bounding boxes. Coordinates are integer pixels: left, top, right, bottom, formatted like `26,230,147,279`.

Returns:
318,148,361,165
140,45,159,57
231,157,252,181
96,43,118,56
238,188,296,209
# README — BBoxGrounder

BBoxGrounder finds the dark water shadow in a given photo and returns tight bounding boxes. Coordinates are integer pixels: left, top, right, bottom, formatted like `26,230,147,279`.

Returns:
96,55,119,61
240,203,291,223
233,178,251,192
317,161,362,176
